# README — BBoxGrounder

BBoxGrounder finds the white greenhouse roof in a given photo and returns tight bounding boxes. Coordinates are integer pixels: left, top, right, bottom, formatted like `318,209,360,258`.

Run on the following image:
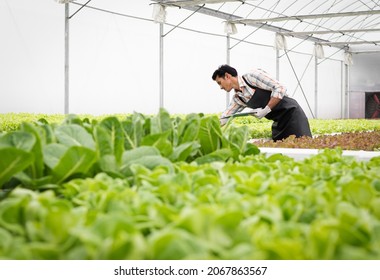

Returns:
152,0,380,52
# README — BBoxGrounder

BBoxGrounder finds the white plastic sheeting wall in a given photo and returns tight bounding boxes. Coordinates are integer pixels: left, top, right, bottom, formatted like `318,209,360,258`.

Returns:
0,0,63,113
69,3,159,115
349,53,380,118
316,59,344,119
350,53,380,92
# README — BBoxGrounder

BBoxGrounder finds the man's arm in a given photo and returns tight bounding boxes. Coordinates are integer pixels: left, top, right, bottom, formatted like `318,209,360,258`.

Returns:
245,69,287,99
267,96,282,109
244,69,286,119
220,93,246,125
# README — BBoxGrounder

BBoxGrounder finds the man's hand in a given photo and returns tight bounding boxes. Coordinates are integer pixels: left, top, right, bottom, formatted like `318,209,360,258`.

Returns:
251,105,271,119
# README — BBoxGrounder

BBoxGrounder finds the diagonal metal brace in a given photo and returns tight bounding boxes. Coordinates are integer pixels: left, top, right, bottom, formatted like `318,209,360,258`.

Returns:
69,0,93,19
163,4,205,37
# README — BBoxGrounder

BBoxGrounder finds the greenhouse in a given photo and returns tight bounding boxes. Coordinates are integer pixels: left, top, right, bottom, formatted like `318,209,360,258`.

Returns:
1,0,380,268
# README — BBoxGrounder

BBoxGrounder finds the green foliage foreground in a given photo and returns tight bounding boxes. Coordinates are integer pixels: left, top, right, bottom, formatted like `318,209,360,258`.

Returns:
0,110,380,259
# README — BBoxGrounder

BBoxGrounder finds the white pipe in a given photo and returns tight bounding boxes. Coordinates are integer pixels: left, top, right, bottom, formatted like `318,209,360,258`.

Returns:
64,3,69,114
159,23,164,109
314,55,318,118
226,34,230,107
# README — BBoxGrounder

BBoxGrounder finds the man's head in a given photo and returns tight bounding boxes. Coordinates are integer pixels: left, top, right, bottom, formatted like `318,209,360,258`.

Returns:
212,64,238,92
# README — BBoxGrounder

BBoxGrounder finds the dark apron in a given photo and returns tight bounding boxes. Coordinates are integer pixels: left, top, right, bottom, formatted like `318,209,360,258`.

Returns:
242,75,312,141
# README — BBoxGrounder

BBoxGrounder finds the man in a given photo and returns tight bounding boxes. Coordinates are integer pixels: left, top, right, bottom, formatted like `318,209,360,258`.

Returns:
212,64,312,141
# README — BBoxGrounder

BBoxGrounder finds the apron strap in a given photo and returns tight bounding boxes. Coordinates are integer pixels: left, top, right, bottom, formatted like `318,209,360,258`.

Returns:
241,75,271,109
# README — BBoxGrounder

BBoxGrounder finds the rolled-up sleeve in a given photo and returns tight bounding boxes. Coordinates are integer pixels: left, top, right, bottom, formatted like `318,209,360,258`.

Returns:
220,94,245,119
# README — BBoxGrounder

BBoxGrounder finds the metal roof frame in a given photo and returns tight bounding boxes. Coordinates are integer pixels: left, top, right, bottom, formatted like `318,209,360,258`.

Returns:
152,0,380,49
229,9,380,24
152,1,329,43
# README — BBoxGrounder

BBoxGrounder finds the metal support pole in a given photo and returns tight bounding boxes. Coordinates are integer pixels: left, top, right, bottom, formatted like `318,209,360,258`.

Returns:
64,3,69,114
276,49,280,80
314,55,318,119
159,23,164,109
226,34,231,107
345,62,350,119
341,61,344,118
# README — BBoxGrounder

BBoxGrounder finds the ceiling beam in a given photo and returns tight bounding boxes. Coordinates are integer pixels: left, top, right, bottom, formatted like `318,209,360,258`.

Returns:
181,5,329,43
230,9,380,24
319,40,380,46
154,0,240,7
280,28,380,36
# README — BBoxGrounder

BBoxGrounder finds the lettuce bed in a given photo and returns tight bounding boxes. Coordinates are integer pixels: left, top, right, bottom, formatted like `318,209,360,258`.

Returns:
251,132,380,151
2,112,380,138
0,110,380,259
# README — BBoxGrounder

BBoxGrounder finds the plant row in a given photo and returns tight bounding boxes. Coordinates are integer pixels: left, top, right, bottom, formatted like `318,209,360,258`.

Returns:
0,110,257,196
0,149,379,259
2,113,380,139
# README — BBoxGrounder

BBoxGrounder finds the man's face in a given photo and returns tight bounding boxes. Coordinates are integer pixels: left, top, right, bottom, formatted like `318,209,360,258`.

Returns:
215,74,233,92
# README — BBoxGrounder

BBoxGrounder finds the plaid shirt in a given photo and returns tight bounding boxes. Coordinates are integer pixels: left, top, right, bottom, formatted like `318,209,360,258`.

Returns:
221,68,288,118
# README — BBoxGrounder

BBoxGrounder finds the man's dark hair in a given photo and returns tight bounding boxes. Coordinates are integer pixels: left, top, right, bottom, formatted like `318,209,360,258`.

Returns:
212,64,238,80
